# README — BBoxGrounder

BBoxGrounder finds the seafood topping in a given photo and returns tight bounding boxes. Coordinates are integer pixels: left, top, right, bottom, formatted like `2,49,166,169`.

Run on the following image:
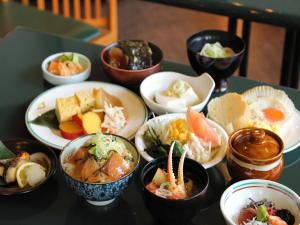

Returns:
64,133,135,183
0,142,50,189
238,199,295,225
146,142,200,200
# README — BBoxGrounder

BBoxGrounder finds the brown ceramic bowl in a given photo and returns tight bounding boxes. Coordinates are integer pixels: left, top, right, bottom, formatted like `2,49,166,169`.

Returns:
227,128,284,181
100,41,163,86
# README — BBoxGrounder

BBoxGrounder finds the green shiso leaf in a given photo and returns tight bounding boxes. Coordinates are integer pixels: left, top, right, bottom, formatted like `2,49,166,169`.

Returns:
30,109,59,130
257,205,269,222
0,141,16,159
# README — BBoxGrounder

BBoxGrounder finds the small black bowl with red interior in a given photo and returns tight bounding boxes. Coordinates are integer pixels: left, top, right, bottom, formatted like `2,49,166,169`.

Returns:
187,30,245,93
140,156,209,225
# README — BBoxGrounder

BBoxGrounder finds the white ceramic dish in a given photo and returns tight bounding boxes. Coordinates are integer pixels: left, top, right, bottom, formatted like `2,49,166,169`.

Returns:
281,110,300,153
134,113,228,169
140,72,215,115
25,81,148,150
220,179,300,225
42,52,91,85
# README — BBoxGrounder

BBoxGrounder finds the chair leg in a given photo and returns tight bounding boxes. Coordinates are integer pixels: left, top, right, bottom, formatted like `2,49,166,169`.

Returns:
291,30,300,89
280,29,297,87
227,17,237,34
239,20,251,77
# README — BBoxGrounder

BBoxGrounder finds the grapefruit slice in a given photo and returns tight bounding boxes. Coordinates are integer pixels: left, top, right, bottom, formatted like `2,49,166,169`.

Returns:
187,108,220,146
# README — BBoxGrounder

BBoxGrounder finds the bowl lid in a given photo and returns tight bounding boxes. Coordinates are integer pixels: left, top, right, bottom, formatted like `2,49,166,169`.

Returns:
231,128,282,160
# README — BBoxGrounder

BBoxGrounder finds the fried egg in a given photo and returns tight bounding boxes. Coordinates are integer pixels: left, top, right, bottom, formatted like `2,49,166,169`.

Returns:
242,86,296,136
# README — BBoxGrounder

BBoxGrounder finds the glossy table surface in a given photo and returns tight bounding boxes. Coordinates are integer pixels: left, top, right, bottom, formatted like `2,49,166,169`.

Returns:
147,0,300,28
0,1,100,41
0,28,299,225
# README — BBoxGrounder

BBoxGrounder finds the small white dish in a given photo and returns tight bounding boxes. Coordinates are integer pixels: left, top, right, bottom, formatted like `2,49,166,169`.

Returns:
220,179,300,225
134,113,228,169
140,72,215,115
42,52,91,85
281,110,300,153
25,81,148,150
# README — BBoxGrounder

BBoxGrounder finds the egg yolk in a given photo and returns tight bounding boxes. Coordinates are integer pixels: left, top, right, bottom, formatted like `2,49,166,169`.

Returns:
263,108,285,122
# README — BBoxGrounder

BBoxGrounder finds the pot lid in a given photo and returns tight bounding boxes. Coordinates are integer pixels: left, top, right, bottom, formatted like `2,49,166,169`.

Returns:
231,128,281,160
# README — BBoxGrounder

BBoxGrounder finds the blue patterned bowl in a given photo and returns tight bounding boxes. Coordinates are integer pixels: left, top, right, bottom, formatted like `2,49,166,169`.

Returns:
60,134,140,206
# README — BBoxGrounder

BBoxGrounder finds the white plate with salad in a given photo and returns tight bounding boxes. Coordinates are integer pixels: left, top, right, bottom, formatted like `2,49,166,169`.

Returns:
26,81,148,150
134,109,228,169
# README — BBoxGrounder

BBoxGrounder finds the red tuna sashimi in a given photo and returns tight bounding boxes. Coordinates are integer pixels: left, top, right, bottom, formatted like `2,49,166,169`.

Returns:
238,208,257,225
187,109,220,146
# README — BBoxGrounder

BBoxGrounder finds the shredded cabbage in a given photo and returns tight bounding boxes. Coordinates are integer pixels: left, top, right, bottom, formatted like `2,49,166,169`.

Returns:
85,132,126,160
199,42,235,58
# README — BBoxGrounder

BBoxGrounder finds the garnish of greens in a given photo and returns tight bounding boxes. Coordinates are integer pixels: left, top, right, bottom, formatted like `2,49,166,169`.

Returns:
0,141,16,186
256,205,269,222
143,127,183,158
58,53,80,63
30,109,59,130
0,141,16,159
86,133,126,160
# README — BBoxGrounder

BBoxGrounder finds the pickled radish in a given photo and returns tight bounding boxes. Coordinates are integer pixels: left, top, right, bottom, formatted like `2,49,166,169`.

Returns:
187,109,220,146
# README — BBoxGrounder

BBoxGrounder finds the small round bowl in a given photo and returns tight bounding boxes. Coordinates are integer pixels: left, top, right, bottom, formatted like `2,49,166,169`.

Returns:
140,157,209,225
187,30,245,92
227,128,284,181
60,134,140,206
140,71,215,115
42,52,91,86
220,179,300,225
100,41,163,86
0,139,57,195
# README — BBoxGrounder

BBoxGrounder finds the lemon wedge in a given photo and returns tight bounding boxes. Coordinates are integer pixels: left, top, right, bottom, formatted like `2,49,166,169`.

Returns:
16,162,46,188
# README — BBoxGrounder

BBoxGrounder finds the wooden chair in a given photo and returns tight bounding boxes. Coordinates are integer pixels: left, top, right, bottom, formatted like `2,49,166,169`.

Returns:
19,0,118,45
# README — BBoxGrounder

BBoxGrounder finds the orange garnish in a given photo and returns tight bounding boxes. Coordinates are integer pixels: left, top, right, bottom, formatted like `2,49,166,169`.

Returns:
263,108,285,122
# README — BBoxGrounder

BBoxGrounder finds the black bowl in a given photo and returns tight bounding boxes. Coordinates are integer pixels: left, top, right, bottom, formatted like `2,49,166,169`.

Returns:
0,139,57,195
140,157,209,225
187,30,245,92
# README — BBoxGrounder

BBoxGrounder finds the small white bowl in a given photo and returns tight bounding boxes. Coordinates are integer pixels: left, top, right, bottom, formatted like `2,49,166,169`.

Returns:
220,179,300,225
140,71,215,115
42,52,91,85
134,113,228,169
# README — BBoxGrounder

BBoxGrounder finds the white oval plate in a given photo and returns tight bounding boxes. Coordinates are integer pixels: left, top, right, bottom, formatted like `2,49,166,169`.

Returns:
135,113,228,169
26,81,148,150
282,110,300,153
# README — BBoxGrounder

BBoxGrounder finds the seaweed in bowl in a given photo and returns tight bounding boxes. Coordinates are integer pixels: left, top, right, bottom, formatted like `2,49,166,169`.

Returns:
100,40,163,85
108,40,153,70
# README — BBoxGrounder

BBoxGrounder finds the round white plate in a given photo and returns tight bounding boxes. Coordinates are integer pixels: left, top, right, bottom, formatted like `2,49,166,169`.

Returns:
282,110,300,153
134,113,228,169
25,81,148,150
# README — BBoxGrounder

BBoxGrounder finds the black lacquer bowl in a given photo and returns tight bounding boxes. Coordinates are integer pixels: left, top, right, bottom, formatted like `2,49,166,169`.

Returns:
187,30,245,92
0,139,57,195
140,157,209,225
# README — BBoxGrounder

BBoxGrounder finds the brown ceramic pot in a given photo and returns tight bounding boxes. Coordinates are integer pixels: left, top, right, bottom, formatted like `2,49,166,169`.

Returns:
227,128,284,181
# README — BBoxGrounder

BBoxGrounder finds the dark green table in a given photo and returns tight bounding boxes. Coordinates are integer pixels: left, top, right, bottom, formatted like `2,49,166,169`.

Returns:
0,1,100,41
0,28,299,225
147,0,300,89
